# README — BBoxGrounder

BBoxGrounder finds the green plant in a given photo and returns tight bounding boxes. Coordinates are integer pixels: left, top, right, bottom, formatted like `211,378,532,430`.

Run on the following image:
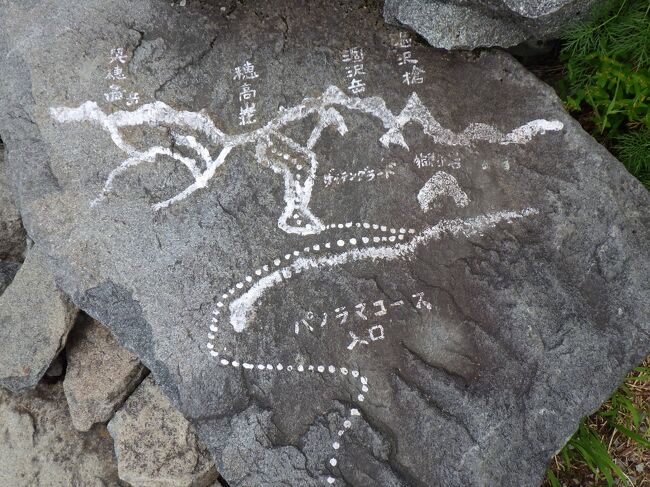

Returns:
546,364,650,486
559,0,650,189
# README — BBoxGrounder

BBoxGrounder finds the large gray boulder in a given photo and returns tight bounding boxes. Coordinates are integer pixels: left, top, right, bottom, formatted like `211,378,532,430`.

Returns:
0,2,648,486
0,245,77,392
108,376,218,487
384,0,597,50
0,381,121,486
64,314,148,431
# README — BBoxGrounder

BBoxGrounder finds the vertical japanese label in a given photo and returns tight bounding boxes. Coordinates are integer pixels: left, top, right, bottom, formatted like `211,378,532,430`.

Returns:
389,32,425,86
341,47,367,95
233,61,259,126
105,48,139,107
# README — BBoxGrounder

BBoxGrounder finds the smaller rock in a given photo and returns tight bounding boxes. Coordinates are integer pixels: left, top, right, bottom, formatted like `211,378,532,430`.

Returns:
45,352,66,378
108,376,218,487
64,314,147,431
0,381,121,486
383,0,597,50
0,245,77,392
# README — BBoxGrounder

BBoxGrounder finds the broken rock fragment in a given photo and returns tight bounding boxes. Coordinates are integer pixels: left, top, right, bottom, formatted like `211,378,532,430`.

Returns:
0,381,121,486
0,245,77,392
64,313,148,431
108,376,218,487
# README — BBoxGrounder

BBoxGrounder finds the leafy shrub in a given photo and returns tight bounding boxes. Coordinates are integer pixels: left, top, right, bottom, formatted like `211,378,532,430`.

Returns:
559,0,650,188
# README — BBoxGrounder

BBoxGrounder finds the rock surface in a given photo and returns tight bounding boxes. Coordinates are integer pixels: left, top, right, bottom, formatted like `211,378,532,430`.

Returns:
0,381,122,486
384,0,597,49
108,376,218,487
0,142,26,262
0,260,20,294
0,2,648,487
64,313,148,431
0,245,77,392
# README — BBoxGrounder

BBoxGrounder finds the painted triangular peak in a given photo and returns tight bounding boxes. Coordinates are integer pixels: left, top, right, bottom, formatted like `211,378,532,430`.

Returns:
50,85,562,235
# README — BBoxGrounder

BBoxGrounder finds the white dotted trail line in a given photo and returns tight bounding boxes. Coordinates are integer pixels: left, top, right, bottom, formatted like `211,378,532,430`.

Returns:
207,220,401,485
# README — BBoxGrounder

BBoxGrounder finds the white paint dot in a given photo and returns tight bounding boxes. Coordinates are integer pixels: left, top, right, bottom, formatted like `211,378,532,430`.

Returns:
399,228,406,233
232,361,240,367
338,223,344,228
373,237,380,243
293,250,300,256
372,224,379,229
283,153,290,160
390,228,396,234
246,276,252,282
332,441,340,449
362,385,369,392
340,368,348,375
338,430,344,436
287,365,293,371
308,365,314,371
345,222,353,228
337,240,345,247
210,351,219,357
208,333,215,339
255,269,262,276
389,236,396,242
362,237,369,244
263,265,269,271
380,225,387,231
361,377,368,384
363,222,370,228
351,370,359,377
297,365,304,372
344,420,352,428
349,238,357,245
398,234,405,240
207,343,214,349
313,244,320,251
351,409,360,416
221,359,229,365
325,242,331,248
274,259,281,266
358,394,365,401
210,325,218,332
257,364,265,370
222,294,228,299
277,364,284,370
285,254,291,260
317,366,325,372
267,364,273,370
356,223,361,227
217,302,224,308
236,282,244,289
327,478,336,485
328,365,336,373
330,458,337,466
